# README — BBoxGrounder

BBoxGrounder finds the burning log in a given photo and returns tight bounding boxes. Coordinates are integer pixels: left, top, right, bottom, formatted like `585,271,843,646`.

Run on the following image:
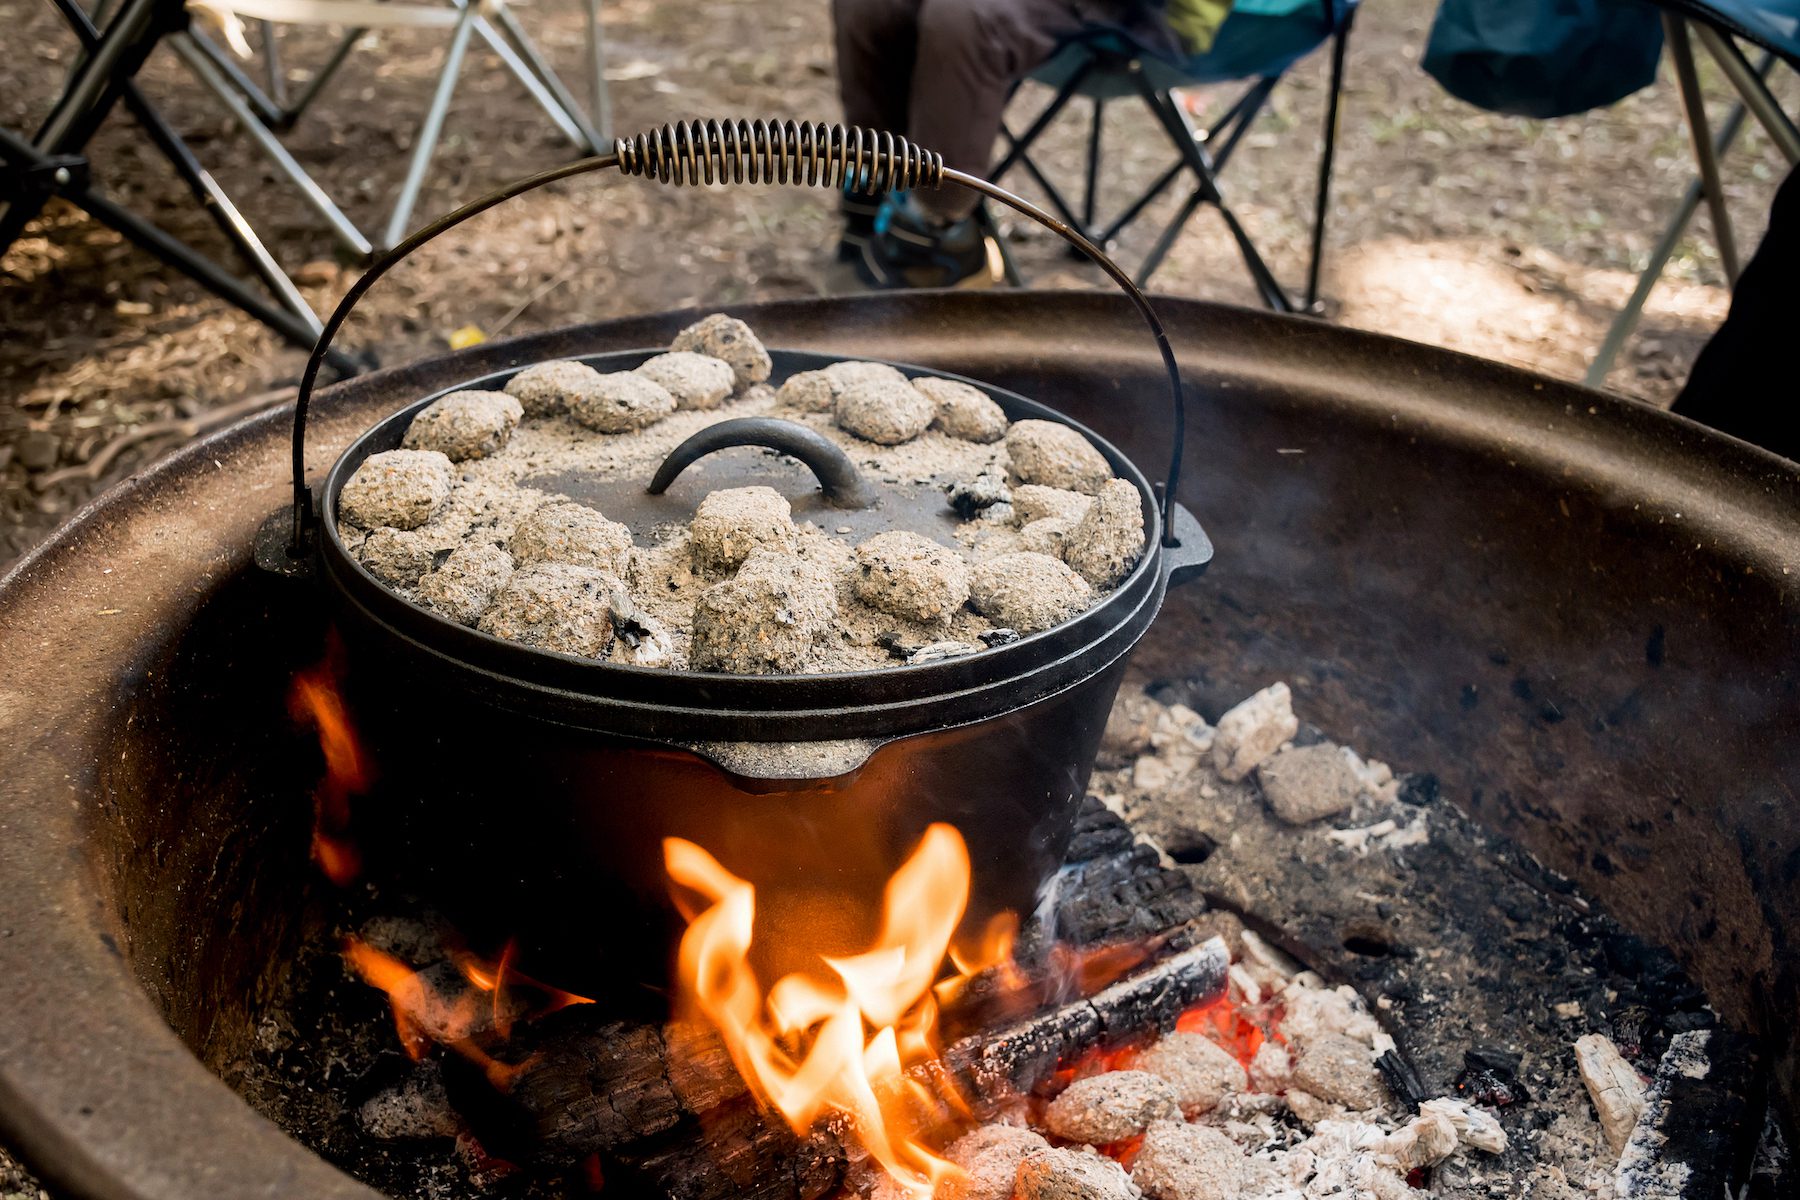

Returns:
944,936,1230,1105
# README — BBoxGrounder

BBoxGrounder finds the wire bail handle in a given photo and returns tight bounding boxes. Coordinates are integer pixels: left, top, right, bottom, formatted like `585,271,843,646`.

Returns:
288,119,1188,555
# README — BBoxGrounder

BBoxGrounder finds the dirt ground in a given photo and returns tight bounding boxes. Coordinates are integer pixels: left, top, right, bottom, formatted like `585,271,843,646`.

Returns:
3,0,1796,569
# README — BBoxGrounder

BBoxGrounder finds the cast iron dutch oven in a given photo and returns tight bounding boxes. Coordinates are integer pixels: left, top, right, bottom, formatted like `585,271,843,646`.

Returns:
270,120,1213,998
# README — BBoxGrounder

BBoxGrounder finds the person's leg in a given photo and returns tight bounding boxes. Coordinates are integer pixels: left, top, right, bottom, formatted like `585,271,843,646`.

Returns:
1670,162,1800,461
908,0,1089,221
834,0,922,136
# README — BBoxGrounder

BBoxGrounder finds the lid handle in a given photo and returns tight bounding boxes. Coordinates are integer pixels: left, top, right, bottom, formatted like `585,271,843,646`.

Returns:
289,119,1187,555
647,416,877,510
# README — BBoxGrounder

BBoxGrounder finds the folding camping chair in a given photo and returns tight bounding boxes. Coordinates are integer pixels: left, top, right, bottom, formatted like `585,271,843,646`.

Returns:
1586,0,1800,385
165,0,612,253
0,0,355,364
989,0,1357,311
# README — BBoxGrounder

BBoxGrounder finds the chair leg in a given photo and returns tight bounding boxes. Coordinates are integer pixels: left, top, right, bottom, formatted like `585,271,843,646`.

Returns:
1135,72,1291,308
1665,14,1741,286
583,0,611,141
382,4,478,250
991,59,1092,183
1586,51,1770,387
171,33,374,259
486,0,606,152
277,27,362,130
1082,96,1104,231
1692,22,1800,165
1097,157,1183,245
1306,10,1353,313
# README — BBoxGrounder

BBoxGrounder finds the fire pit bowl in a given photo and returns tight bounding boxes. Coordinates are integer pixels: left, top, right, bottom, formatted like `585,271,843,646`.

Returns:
1,292,1797,1200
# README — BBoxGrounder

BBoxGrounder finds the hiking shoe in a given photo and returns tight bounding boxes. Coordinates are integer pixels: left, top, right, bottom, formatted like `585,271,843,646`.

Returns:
838,181,886,262
853,193,1003,290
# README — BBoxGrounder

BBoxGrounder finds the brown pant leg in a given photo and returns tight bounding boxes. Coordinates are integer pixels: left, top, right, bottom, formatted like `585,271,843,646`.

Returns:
909,0,1093,219
834,0,924,137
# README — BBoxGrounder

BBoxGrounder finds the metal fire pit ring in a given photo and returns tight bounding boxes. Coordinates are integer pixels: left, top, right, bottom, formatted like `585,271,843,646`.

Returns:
2,293,1798,1200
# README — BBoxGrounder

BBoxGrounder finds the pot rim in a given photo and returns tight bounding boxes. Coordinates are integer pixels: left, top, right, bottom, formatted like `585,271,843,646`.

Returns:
318,348,1173,714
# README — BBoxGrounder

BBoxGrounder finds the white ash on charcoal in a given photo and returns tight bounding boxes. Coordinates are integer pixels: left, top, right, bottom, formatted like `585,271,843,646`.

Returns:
358,1060,462,1142
1134,1031,1248,1115
835,377,937,446
476,562,621,657
688,548,838,674
503,358,602,417
1006,420,1114,494
418,542,514,626
1210,682,1298,783
946,472,1012,519
1043,1070,1182,1144
687,485,796,572
339,449,455,531
1129,1120,1244,1200
1016,1147,1141,1200
508,499,632,575
567,371,676,433
1064,479,1146,588
945,1124,1051,1200
1012,484,1094,525
1257,743,1370,825
634,351,735,410
852,531,971,623
776,359,909,413
969,551,1093,634
1290,1031,1389,1111
357,527,443,589
670,312,772,389
916,377,1009,443
342,314,1142,672
401,390,523,462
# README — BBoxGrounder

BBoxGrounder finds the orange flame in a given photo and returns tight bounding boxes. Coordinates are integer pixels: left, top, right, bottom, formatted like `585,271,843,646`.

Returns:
665,824,1013,1198
343,936,593,1090
289,645,372,885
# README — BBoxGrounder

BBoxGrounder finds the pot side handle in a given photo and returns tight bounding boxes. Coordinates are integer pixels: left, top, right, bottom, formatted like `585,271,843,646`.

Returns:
1165,502,1214,588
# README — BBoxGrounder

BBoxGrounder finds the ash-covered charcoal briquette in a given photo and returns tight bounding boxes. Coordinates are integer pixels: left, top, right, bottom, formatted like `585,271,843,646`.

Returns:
418,542,514,626
916,376,1009,443
1290,1032,1388,1110
947,472,1012,518
1042,1070,1182,1144
503,359,602,417
776,369,837,413
688,486,796,572
401,389,523,462
851,531,971,623
945,1124,1050,1200
568,371,676,433
1018,516,1075,558
1012,483,1093,525
1128,1121,1245,1200
670,313,771,389
834,377,936,446
1065,478,1146,588
688,550,838,674
357,527,440,588
1258,742,1365,825
1212,682,1298,782
969,551,1093,635
476,562,621,657
1134,1031,1249,1115
634,351,735,411
607,591,675,668
339,449,455,530
1005,419,1114,494
509,500,633,576
1016,1147,1142,1200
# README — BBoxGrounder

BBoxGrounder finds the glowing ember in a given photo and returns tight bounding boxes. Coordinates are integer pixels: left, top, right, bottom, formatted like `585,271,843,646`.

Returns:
288,643,371,885
665,823,1012,1198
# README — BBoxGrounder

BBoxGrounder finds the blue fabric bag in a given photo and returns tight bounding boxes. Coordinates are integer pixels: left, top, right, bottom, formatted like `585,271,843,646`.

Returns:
1421,0,1666,119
